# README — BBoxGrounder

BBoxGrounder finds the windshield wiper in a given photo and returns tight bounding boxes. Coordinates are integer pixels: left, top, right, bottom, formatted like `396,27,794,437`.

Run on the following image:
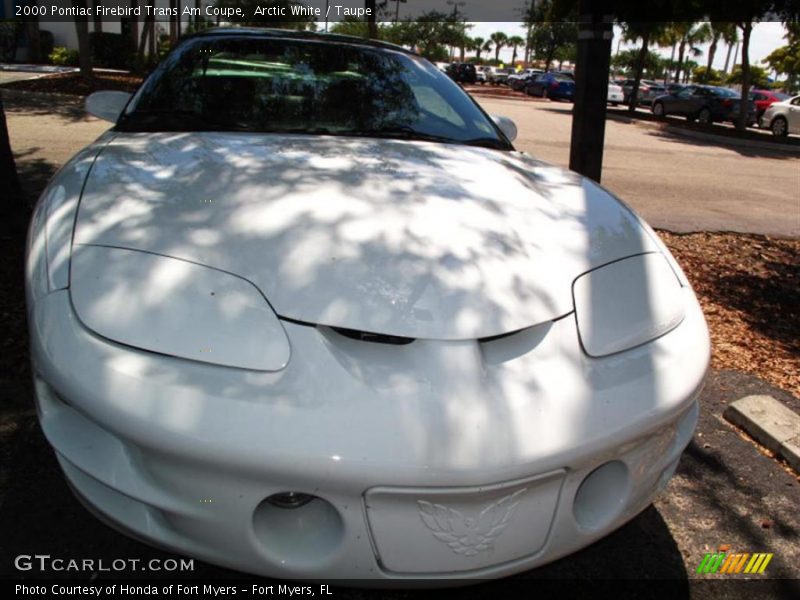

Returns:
357,126,456,144
357,126,510,150
461,137,511,150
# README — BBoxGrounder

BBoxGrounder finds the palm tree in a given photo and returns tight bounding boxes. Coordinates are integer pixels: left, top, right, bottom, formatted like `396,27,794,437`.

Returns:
672,23,711,85
722,26,740,74
657,26,681,84
473,36,485,60
481,39,493,61
490,31,508,63
623,22,667,112
705,22,738,81
507,35,525,66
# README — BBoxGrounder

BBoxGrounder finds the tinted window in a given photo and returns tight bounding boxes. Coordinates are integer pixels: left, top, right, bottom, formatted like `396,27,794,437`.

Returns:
121,35,509,149
711,87,739,98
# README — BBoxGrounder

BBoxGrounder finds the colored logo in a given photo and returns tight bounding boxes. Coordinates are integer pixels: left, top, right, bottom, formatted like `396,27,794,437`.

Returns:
696,546,773,575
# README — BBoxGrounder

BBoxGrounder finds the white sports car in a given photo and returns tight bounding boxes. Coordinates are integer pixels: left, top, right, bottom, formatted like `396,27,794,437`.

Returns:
26,29,709,582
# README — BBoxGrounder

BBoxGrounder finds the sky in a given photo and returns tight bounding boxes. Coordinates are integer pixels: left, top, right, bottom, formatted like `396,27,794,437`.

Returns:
466,22,787,72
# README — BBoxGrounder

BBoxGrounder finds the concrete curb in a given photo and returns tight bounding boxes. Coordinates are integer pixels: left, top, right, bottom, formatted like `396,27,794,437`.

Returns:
606,111,800,155
724,395,800,472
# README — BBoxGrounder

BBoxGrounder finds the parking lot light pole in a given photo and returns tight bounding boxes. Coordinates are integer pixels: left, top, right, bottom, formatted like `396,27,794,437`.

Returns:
568,5,613,183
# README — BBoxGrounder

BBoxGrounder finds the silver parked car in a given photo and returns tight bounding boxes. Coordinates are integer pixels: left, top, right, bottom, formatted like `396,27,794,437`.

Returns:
760,95,800,137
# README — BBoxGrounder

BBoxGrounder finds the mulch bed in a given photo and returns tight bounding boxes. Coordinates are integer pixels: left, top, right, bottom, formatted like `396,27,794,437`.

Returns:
0,72,144,96
658,231,799,397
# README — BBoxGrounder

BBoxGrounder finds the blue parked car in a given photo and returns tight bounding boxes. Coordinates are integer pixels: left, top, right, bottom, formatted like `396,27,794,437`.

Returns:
524,72,575,101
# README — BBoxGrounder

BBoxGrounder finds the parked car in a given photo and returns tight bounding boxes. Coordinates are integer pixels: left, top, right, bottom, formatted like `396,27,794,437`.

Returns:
750,89,792,120
617,79,665,105
480,65,505,85
525,72,576,100
651,85,757,126
445,62,477,84
476,69,487,83
665,82,686,95
27,27,709,583
607,81,624,105
760,95,800,136
508,68,542,91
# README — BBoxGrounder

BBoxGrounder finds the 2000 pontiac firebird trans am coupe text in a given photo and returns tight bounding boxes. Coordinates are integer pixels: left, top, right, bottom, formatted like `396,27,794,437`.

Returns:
25,29,709,582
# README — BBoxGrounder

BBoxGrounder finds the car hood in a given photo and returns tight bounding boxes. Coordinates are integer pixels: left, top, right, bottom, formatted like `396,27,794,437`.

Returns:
73,132,658,340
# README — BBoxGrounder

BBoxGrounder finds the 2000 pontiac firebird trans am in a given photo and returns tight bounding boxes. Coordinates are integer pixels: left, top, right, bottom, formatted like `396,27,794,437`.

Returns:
26,29,709,582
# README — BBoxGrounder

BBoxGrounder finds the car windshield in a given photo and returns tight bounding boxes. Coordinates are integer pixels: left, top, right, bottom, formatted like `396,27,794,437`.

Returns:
119,35,510,150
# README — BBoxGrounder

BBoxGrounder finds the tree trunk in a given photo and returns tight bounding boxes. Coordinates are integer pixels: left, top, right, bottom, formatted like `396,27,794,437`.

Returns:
664,42,676,84
705,34,719,81
628,30,650,113
73,6,93,79
495,45,501,62
511,47,517,65
129,1,139,52
674,41,686,86
26,19,41,63
736,22,752,132
170,0,178,43
545,46,555,73
195,0,201,26
93,1,103,33
723,40,734,73
138,13,154,62
0,97,29,235
366,0,378,39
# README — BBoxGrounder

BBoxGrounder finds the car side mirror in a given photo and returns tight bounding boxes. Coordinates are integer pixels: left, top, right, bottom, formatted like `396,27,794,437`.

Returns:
85,91,132,123
491,115,518,142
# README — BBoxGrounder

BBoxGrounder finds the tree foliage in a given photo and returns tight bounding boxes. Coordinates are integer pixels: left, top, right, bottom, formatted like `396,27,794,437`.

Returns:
764,22,800,91
524,0,577,72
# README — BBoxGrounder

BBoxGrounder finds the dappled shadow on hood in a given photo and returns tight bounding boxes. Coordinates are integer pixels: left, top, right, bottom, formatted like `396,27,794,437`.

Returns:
74,132,657,341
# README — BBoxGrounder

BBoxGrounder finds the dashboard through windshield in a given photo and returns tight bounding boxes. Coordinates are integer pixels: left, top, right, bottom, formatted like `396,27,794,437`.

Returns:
119,35,511,150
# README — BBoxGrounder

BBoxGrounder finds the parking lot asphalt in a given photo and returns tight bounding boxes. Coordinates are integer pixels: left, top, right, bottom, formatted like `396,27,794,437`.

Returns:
1,90,799,593
475,97,800,239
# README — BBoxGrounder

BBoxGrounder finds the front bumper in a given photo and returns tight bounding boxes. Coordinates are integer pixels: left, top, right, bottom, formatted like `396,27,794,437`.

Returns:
29,287,708,581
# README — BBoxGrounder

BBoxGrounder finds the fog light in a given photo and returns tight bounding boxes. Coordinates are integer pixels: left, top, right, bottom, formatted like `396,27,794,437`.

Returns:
266,491,315,509
573,461,630,531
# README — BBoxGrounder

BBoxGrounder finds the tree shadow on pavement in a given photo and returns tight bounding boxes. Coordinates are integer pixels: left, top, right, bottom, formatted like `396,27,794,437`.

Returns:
642,127,799,160
2,91,89,124
15,154,59,206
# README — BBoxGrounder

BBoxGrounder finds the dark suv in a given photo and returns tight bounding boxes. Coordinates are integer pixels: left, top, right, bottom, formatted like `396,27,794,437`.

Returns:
445,62,477,84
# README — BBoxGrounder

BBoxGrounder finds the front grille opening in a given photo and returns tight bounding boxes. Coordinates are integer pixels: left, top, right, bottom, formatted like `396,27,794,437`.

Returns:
329,326,415,346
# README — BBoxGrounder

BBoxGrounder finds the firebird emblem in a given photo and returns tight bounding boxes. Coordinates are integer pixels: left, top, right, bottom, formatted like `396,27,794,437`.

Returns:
417,488,526,556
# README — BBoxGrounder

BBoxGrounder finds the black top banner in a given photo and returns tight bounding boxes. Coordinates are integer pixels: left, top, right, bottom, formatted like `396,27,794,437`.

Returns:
6,0,799,24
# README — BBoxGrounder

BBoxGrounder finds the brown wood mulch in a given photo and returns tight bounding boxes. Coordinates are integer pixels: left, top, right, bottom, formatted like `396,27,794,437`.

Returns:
658,231,799,398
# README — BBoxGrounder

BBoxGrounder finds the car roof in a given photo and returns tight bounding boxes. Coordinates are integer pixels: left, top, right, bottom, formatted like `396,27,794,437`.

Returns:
181,26,415,56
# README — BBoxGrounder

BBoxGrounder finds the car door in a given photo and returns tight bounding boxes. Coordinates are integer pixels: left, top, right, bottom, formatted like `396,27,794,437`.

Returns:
789,97,800,133
527,74,545,95
668,86,695,115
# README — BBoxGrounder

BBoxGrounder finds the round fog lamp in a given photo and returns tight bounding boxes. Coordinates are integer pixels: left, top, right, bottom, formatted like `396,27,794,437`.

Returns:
266,492,315,509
